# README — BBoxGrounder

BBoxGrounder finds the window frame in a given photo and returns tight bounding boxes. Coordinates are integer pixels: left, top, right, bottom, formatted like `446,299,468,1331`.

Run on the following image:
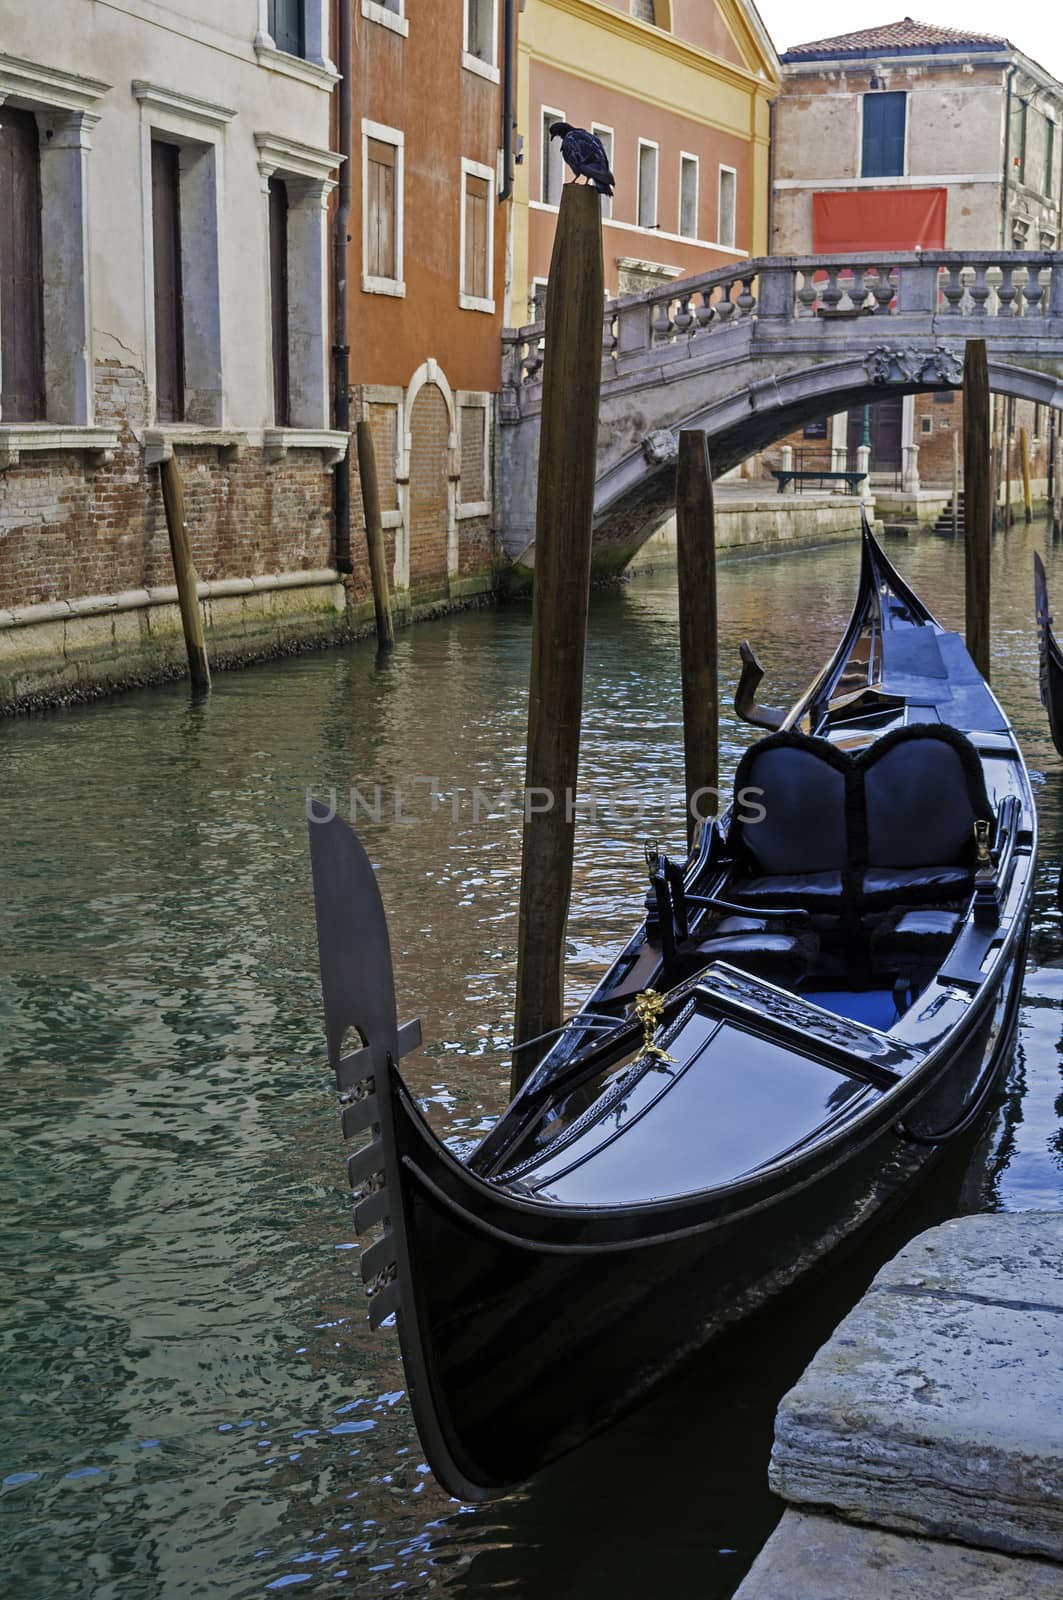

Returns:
859,89,907,180
540,105,566,208
1044,116,1056,198
717,162,737,249
591,122,614,221
361,0,408,37
529,276,549,325
637,137,659,231
678,150,699,240
459,157,496,313
463,0,500,82
361,118,405,297
0,107,46,424
456,391,492,518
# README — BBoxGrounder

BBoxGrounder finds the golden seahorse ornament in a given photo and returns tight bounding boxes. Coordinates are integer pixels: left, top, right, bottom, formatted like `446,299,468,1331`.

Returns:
633,988,676,1068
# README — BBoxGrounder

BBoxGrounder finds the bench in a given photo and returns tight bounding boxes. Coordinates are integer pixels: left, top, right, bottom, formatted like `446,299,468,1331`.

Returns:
772,469,867,496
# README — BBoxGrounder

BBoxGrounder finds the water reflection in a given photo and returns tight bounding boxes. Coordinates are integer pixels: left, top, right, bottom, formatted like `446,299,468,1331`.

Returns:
1,526,1061,1598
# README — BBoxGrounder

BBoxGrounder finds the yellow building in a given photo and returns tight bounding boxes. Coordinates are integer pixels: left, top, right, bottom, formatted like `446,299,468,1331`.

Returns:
512,0,780,324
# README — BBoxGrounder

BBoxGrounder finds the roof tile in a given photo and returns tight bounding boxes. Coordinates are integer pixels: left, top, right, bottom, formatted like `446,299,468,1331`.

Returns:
782,17,1011,62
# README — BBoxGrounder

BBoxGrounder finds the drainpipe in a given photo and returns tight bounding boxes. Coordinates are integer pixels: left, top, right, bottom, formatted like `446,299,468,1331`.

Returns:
499,0,517,201
331,0,353,573
1001,63,1017,248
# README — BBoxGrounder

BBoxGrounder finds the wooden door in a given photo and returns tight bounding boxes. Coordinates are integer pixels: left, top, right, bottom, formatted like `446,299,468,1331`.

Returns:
151,140,184,423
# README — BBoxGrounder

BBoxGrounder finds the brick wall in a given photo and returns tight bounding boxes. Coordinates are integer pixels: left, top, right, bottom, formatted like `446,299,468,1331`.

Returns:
0,363,334,612
407,382,451,599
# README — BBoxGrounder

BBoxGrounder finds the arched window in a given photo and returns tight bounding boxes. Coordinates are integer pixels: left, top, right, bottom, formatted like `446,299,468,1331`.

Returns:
631,0,671,27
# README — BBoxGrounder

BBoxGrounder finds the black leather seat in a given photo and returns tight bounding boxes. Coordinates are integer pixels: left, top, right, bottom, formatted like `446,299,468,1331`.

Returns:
870,908,963,962
728,732,850,913
695,915,820,985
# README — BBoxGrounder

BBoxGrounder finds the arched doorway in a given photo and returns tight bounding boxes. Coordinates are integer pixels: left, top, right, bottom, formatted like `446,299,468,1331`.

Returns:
407,382,450,602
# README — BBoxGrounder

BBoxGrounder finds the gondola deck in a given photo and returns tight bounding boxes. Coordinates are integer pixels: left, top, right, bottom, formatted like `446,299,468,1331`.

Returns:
308,522,1036,1502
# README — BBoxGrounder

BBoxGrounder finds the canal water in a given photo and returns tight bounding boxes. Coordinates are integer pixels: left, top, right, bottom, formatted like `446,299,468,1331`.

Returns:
3,525,1062,1599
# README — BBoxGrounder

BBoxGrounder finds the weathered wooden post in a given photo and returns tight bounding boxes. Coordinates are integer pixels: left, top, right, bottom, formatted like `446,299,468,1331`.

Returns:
356,420,395,648
512,183,604,1094
951,427,960,535
963,340,991,681
1019,424,1033,524
676,431,718,849
1004,397,1014,529
158,453,211,694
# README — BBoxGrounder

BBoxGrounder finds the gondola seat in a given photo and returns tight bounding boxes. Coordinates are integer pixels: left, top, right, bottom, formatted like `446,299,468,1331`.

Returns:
694,916,820,984
869,907,963,962
727,724,994,919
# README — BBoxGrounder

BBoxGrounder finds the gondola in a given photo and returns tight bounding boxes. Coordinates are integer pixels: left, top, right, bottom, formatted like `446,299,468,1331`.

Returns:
1034,551,1063,757
308,520,1035,1503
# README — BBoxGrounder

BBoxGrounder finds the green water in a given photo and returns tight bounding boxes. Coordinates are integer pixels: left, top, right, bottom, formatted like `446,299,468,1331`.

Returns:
2,528,1062,1598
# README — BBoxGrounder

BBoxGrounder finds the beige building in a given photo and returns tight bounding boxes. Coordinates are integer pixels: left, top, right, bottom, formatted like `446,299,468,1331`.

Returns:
769,17,1063,513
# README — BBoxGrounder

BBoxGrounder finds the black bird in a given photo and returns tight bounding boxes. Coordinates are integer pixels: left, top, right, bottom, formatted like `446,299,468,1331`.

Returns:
549,123,615,198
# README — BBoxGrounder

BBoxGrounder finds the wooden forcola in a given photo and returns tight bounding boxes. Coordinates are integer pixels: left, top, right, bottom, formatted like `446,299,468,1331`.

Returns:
511,183,604,1094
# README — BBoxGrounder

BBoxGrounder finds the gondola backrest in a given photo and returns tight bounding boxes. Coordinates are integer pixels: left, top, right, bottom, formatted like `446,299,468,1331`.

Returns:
731,732,850,874
860,725,994,868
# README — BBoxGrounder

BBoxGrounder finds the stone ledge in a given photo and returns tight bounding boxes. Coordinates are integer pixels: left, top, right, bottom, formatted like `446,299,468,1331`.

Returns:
0,425,119,470
734,1510,1063,1600
770,1212,1063,1563
0,570,342,630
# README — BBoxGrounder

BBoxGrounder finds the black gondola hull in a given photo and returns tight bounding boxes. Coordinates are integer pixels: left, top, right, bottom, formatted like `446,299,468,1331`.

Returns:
1035,551,1063,757
383,940,1025,1499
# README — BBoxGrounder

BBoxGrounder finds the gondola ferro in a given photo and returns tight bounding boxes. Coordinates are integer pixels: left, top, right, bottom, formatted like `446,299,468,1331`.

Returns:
308,521,1035,1502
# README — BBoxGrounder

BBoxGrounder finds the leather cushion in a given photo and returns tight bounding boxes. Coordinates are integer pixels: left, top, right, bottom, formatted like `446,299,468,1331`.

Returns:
735,741,848,875
694,929,820,984
870,908,962,959
731,871,844,909
860,865,972,909
863,733,988,868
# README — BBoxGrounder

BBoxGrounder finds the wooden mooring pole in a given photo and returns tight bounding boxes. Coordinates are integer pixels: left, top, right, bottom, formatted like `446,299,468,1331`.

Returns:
511,183,604,1095
356,420,395,648
1019,424,1033,524
676,431,718,850
158,453,211,694
951,427,960,535
963,339,991,682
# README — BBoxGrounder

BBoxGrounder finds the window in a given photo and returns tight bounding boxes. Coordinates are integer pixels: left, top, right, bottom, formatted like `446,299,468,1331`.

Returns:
0,108,45,423
637,140,658,229
718,165,736,248
861,91,906,179
458,399,490,514
460,159,494,312
541,108,564,206
268,0,305,57
679,152,699,239
362,121,404,295
464,0,498,76
592,124,614,220
919,413,933,436
530,278,548,322
268,177,290,426
1044,117,1055,197
361,0,407,35
631,0,656,21
151,139,184,423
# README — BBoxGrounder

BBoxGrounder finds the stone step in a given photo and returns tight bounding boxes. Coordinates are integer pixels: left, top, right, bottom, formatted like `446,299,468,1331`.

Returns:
769,1212,1063,1563
734,1510,1063,1599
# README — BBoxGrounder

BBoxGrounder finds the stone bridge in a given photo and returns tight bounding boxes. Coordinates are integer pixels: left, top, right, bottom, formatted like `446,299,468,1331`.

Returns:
498,252,1063,572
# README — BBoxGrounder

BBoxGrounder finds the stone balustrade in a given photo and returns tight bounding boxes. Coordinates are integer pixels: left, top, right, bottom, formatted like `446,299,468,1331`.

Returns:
500,251,1063,418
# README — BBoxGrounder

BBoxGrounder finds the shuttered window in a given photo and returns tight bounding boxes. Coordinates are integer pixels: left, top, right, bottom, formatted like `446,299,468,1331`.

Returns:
680,154,699,238
151,139,184,424
465,0,496,63
0,108,45,423
367,137,397,280
268,0,305,58
718,166,736,248
269,177,290,426
592,125,613,220
632,0,656,22
861,91,906,179
637,142,658,229
463,172,490,301
1045,118,1056,198
541,110,564,207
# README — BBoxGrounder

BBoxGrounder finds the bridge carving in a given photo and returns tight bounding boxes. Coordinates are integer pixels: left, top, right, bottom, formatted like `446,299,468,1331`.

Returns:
498,252,1063,570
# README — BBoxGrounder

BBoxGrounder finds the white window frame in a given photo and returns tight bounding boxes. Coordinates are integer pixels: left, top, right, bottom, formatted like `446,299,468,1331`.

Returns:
857,89,909,181
361,118,405,297
529,276,549,325
637,138,659,231
459,157,496,313
678,150,699,240
360,0,408,37
462,0,500,82
717,162,737,250
254,0,340,86
591,122,614,220
456,391,492,518
540,104,565,208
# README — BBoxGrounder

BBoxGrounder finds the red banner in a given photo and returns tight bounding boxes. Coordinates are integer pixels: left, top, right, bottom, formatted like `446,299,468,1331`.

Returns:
812,189,947,252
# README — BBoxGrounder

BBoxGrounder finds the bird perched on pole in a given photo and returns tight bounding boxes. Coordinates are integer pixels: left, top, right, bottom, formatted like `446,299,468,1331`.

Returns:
549,123,615,198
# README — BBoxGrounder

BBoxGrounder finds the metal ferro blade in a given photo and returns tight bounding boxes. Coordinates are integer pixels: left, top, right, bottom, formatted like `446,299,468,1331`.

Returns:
307,800,400,1079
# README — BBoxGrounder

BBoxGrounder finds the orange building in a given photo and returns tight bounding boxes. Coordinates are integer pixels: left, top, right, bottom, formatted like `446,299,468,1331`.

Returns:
514,0,779,320
344,0,513,612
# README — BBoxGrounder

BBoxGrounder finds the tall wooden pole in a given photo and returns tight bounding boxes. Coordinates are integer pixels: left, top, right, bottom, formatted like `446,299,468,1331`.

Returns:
1019,424,1033,523
356,420,395,648
512,183,603,1094
951,427,960,535
964,340,991,681
676,431,718,850
1004,396,1014,529
158,454,211,694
